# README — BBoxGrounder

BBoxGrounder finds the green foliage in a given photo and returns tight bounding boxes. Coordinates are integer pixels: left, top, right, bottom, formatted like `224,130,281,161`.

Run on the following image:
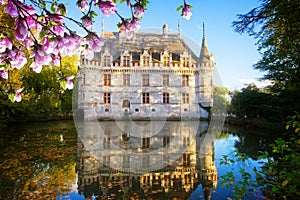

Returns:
230,84,286,122
220,114,300,199
0,56,78,125
257,114,300,199
233,0,300,119
220,151,261,199
212,86,230,114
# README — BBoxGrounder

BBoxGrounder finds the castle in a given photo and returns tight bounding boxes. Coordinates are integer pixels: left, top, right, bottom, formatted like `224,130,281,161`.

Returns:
77,23,215,120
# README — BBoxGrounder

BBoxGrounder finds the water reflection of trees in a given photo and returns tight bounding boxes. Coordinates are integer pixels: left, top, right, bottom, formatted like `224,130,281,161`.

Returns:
76,121,218,200
0,126,77,199
223,127,276,160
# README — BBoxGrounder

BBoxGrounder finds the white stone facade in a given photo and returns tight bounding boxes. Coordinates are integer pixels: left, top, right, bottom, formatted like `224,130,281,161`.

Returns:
77,25,215,120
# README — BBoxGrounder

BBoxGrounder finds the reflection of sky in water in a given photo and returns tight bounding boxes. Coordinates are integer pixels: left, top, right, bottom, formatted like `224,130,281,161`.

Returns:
189,134,266,200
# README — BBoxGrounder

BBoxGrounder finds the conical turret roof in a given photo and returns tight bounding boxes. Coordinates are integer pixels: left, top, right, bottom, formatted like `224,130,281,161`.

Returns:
199,23,211,62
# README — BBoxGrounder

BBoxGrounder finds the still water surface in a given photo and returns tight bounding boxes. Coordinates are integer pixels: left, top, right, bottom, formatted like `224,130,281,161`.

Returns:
0,120,275,200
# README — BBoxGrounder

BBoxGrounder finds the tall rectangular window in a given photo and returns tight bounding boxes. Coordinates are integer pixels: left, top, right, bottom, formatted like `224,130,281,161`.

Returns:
103,137,110,148
162,75,169,86
123,74,130,86
142,137,150,148
142,56,149,66
142,93,150,104
182,153,190,166
183,136,190,147
123,55,130,67
163,136,170,147
182,93,189,104
182,75,189,86
103,56,111,67
163,56,169,67
103,93,111,104
163,92,169,104
182,57,189,68
104,74,111,86
142,74,150,86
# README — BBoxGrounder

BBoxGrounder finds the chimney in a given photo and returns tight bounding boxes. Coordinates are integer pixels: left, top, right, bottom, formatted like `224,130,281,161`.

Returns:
163,24,168,36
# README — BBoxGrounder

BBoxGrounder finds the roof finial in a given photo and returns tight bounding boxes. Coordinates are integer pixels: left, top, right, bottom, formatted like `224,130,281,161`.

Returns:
203,22,205,37
178,20,181,37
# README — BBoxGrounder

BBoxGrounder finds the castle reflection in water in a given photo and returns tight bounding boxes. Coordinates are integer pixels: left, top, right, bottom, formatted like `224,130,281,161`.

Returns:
76,121,217,200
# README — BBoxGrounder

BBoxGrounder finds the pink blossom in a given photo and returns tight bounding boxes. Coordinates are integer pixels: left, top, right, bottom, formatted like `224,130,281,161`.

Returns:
41,37,53,54
9,48,27,69
51,25,65,37
86,34,104,52
30,62,43,73
98,0,117,17
52,54,60,66
14,88,23,102
134,4,144,18
21,4,36,16
6,0,19,17
35,49,52,65
63,33,81,50
24,37,34,49
66,76,74,90
26,15,41,30
31,46,52,66
181,4,192,20
118,20,136,39
15,18,28,41
126,0,130,6
0,69,8,79
82,46,94,60
77,0,89,12
0,38,12,53
81,15,93,30
131,17,140,30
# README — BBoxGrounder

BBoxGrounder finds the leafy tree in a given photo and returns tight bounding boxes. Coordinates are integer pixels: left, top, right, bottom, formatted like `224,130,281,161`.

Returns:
233,0,300,117
230,84,286,123
212,86,230,114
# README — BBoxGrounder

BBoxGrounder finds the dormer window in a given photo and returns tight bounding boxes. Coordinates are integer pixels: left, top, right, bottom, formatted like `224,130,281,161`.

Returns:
181,50,190,68
182,57,189,68
103,55,111,67
121,50,131,67
163,55,169,67
102,48,111,67
142,55,149,66
123,55,130,67
141,50,150,67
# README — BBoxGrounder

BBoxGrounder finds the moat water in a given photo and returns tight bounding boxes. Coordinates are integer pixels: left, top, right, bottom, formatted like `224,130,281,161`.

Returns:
0,120,276,200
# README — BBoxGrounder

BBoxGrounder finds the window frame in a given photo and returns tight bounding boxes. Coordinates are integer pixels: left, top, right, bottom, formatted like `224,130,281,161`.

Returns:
123,74,130,86
104,74,111,86
162,74,169,86
123,55,130,67
163,92,169,104
182,93,189,104
103,92,111,104
182,75,189,86
142,92,150,104
142,74,150,86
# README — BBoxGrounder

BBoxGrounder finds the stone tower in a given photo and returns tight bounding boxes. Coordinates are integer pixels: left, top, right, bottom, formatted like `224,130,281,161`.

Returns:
197,23,215,109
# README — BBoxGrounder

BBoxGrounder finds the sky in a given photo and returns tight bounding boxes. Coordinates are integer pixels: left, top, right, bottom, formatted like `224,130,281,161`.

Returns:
67,0,269,91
